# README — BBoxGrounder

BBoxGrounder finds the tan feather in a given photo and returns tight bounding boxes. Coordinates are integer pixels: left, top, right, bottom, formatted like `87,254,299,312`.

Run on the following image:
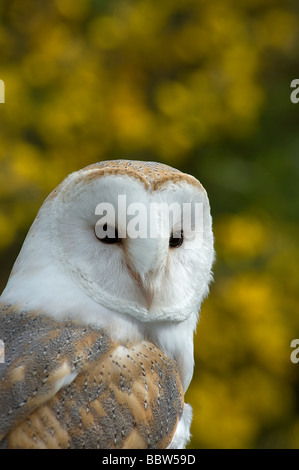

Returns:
0,304,184,449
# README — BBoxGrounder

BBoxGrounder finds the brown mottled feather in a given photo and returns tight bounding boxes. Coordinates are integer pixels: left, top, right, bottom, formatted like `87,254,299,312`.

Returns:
82,160,204,192
47,160,204,202
0,304,184,449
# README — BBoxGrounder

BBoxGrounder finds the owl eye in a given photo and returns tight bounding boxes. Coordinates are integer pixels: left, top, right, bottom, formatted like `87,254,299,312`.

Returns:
95,223,121,244
169,230,184,248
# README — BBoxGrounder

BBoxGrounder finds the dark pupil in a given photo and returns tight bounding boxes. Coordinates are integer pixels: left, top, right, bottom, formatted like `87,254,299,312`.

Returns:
169,230,184,248
95,223,121,244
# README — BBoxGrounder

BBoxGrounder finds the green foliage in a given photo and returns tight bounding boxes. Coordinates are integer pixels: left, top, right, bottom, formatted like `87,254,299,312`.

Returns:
1,0,299,448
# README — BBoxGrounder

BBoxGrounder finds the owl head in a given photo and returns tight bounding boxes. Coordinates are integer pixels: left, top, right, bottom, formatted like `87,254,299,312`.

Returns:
2,160,214,323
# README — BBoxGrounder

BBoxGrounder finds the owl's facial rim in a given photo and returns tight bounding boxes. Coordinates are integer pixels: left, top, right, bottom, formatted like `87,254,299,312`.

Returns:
47,170,214,323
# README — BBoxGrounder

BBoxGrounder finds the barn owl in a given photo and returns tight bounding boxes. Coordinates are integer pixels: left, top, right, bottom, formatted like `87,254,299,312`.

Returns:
0,160,214,449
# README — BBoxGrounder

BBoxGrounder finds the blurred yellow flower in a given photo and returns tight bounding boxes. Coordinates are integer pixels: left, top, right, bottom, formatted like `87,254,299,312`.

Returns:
215,214,269,259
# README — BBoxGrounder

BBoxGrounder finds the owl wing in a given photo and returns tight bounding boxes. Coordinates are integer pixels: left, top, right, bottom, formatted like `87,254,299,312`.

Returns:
0,304,184,449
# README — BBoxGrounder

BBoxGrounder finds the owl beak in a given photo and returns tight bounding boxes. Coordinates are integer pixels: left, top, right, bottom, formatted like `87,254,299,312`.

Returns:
125,235,169,310
126,263,155,308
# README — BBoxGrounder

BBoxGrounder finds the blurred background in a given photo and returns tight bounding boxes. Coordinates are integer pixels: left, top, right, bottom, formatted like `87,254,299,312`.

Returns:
0,0,299,448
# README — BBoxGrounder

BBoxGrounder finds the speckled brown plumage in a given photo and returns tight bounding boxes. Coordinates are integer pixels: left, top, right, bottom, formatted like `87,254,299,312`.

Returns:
83,160,204,191
0,304,184,449
48,160,204,202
